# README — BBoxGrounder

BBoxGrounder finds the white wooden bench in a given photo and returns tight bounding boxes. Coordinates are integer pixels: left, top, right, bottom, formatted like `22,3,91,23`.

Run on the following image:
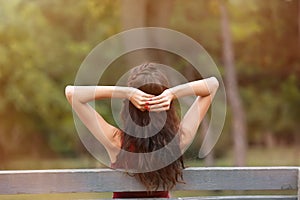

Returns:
0,167,299,199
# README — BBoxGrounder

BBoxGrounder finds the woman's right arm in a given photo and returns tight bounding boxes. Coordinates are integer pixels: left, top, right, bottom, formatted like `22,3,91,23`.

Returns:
65,85,153,161
65,86,130,152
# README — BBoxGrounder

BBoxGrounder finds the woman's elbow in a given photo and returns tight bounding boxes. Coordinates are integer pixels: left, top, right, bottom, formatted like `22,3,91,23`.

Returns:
65,85,74,103
211,77,219,91
206,77,219,93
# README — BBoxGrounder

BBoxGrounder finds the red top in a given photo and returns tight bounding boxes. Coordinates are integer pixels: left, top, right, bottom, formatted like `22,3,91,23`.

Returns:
113,191,170,198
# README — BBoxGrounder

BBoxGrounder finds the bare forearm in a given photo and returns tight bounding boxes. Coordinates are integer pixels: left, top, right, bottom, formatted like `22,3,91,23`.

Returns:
65,85,133,104
170,77,219,98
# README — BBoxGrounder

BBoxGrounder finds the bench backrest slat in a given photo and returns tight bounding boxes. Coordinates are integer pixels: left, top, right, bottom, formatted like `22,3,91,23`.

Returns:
179,167,298,191
0,167,298,195
298,168,300,199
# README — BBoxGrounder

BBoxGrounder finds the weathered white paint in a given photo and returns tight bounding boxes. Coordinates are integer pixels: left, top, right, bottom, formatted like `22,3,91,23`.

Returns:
0,167,298,200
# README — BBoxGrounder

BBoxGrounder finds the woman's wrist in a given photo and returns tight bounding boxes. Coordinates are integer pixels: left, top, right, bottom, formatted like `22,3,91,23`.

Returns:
166,88,177,100
125,87,136,100
106,86,133,99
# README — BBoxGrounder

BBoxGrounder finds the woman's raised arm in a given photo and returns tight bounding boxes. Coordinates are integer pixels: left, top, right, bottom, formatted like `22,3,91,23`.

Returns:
148,77,219,151
148,77,219,110
65,86,154,111
65,85,153,162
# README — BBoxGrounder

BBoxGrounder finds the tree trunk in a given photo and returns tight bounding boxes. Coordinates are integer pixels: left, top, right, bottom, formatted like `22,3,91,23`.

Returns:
219,1,247,166
298,0,300,54
147,0,174,64
121,0,147,30
147,0,173,27
120,0,174,65
264,130,275,148
120,0,148,66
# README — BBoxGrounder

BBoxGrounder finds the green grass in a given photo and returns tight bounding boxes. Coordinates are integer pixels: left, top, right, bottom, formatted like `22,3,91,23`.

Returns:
246,146,300,166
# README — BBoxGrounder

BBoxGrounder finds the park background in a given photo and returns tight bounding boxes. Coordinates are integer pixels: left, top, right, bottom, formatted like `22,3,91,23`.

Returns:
0,0,299,197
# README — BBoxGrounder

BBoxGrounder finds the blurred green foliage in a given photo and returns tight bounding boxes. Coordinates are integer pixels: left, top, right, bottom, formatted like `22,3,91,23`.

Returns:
0,0,299,162
0,0,120,158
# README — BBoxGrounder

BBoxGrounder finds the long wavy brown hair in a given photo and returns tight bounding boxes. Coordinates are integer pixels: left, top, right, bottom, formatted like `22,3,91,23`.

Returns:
113,63,185,191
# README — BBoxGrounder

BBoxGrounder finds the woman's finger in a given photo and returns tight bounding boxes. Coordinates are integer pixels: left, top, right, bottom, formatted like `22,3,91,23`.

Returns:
151,95,164,101
143,94,155,98
149,102,170,109
149,106,169,112
147,98,166,105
